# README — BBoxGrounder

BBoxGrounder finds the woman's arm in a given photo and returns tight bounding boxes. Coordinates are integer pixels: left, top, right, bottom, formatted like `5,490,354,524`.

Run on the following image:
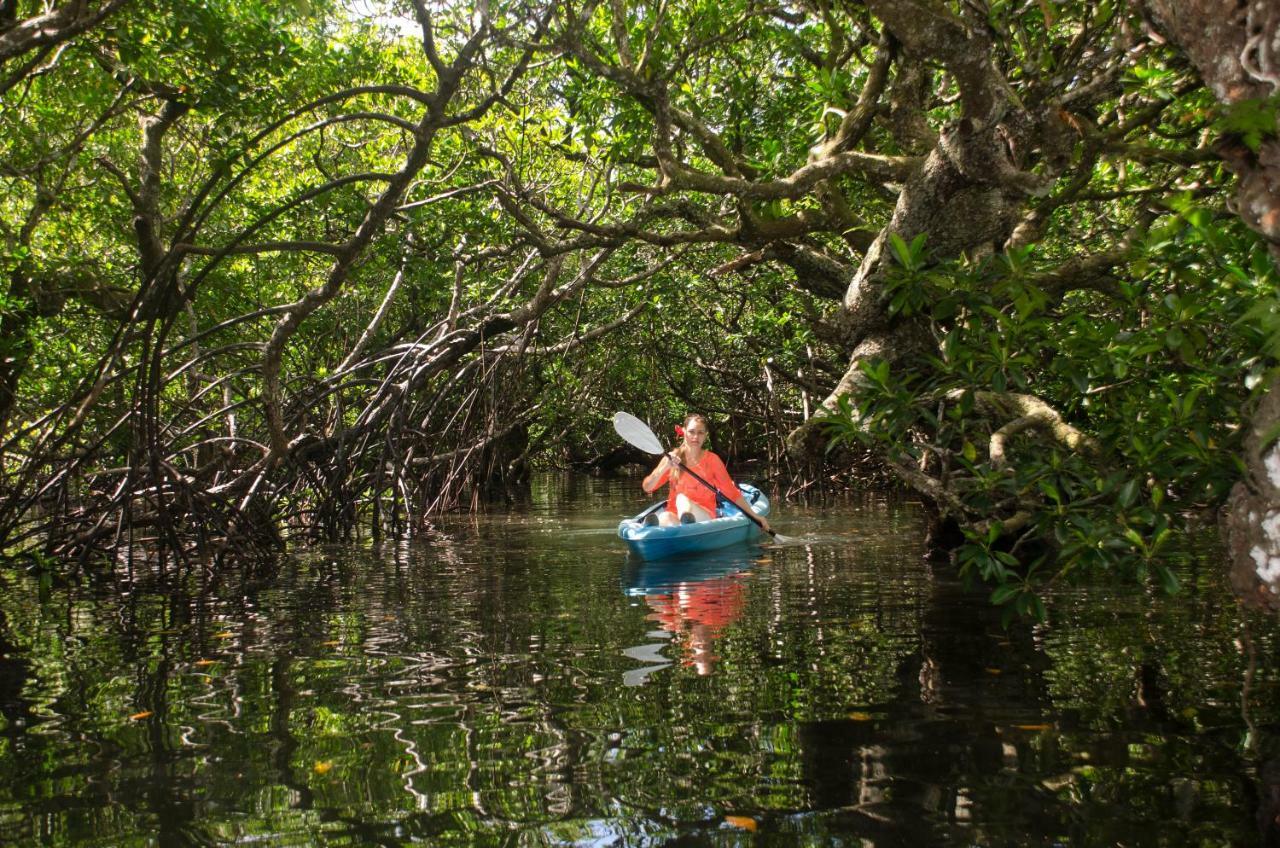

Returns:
642,456,672,493
731,490,771,532
712,454,771,531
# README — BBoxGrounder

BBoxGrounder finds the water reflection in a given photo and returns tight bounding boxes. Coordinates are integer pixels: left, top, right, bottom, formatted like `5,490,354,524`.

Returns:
621,545,760,681
0,475,1277,846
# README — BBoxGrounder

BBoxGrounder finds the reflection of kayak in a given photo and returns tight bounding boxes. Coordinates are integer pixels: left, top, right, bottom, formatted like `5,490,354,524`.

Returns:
622,542,758,595
618,484,769,560
622,543,757,678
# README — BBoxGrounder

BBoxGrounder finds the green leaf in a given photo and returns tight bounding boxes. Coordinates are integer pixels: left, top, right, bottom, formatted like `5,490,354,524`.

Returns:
888,233,913,269
991,583,1020,605
1031,595,1047,622
1038,479,1062,504
1216,96,1279,152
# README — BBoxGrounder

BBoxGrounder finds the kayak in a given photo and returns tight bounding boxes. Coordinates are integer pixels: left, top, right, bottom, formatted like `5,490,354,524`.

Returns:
617,484,770,560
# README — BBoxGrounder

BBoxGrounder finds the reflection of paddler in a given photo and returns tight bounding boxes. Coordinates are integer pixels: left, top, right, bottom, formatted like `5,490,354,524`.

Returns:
644,574,746,675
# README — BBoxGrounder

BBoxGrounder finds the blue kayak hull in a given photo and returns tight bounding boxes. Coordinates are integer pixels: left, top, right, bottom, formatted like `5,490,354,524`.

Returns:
618,484,769,560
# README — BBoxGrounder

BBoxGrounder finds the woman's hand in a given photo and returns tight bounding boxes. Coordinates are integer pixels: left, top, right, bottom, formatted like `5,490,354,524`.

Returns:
735,497,768,532
749,506,770,533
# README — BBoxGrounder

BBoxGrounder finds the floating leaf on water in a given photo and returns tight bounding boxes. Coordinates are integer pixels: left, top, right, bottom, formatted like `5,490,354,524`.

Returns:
129,711,153,721
1015,723,1052,731
984,668,1002,675
847,711,875,721
724,816,757,832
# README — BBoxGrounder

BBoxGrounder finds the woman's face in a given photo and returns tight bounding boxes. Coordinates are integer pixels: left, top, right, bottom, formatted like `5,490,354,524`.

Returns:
683,418,708,449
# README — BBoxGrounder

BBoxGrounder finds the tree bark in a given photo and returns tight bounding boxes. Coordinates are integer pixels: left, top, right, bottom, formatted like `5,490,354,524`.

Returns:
1139,0,1280,607
794,0,1069,451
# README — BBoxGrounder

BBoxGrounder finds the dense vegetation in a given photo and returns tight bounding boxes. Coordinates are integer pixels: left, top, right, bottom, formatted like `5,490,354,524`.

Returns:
2,0,1278,610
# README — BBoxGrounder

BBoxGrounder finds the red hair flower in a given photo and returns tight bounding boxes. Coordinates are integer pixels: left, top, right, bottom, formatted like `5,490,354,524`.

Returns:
674,424,685,438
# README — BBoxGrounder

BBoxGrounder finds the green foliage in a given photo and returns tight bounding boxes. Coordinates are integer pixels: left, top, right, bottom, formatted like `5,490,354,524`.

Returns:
1215,96,1280,152
825,206,1278,619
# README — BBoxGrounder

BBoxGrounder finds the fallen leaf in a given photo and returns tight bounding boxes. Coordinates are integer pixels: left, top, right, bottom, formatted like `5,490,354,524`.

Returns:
322,640,341,647
1015,723,1052,731
847,711,875,721
195,659,218,666
129,711,153,721
215,631,234,639
984,668,1002,675
724,816,757,832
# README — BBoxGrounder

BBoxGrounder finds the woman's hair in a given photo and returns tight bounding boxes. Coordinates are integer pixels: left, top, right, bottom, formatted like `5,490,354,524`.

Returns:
671,414,710,478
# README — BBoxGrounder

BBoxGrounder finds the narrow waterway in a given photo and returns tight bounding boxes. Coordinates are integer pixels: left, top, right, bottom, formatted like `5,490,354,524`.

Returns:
0,474,1276,846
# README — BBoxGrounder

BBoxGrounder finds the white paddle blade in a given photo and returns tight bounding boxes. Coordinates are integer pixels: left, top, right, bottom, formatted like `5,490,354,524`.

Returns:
613,411,665,455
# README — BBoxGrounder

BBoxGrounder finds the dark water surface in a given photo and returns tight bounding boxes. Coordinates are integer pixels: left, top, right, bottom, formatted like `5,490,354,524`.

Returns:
1,474,1278,846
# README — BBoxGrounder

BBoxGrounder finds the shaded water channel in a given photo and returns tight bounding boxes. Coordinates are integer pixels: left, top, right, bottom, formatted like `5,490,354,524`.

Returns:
1,474,1278,846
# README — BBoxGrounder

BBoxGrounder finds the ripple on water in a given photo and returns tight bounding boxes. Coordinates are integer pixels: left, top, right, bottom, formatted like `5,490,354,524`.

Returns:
0,476,1276,846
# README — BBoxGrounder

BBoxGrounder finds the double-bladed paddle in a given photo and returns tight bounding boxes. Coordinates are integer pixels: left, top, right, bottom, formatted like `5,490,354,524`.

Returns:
613,411,789,542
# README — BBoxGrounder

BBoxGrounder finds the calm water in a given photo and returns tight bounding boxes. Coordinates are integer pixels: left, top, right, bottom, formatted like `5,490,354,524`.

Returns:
1,474,1278,846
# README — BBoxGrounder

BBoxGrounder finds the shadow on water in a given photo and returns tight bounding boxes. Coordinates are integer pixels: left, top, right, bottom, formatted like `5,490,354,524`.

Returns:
0,473,1277,846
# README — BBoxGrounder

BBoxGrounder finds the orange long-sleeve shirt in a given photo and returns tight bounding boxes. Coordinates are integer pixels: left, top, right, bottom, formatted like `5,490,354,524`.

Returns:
646,451,738,517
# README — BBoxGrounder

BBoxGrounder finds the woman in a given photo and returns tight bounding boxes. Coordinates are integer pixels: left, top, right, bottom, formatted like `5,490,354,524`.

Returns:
641,413,772,532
